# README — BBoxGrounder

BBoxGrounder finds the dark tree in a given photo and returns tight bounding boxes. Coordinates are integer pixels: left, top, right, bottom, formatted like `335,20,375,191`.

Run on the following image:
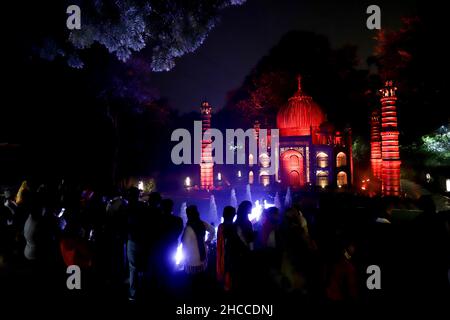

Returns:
224,31,369,135
372,7,449,141
37,0,246,71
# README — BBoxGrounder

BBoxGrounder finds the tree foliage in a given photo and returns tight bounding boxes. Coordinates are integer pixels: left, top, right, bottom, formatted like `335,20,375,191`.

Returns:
420,125,450,166
235,71,291,121
372,9,449,141
225,31,368,132
40,0,246,70
352,136,370,163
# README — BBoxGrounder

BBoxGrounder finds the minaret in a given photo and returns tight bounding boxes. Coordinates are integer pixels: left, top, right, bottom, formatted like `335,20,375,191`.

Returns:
200,101,214,190
346,127,354,186
380,80,401,196
253,120,260,141
256,120,272,186
370,108,382,180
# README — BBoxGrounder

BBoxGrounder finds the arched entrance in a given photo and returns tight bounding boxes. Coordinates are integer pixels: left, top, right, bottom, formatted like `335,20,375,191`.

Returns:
336,152,347,167
289,170,300,186
316,170,329,188
316,152,329,168
281,149,305,188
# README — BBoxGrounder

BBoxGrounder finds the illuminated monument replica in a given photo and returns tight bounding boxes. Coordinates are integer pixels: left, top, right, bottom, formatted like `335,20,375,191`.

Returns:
197,76,354,190
200,101,214,190
371,80,402,196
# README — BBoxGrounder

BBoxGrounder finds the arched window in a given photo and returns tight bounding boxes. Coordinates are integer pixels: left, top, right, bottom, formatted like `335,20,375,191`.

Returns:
316,152,328,168
316,170,329,188
290,155,300,167
249,171,254,184
249,154,254,167
337,171,348,187
259,153,270,168
260,169,270,186
261,175,270,187
336,152,347,167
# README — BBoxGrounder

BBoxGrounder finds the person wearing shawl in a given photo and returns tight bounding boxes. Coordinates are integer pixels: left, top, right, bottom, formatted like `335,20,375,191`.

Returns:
182,205,215,274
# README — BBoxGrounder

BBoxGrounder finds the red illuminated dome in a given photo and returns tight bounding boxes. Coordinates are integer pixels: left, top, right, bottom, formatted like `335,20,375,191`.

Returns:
277,75,325,136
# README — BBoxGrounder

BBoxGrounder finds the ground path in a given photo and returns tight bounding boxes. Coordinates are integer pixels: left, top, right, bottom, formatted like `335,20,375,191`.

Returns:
401,178,450,212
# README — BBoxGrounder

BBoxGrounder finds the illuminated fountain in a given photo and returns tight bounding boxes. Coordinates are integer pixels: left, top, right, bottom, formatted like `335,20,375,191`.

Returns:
175,193,276,268
184,176,191,191
174,243,184,267
248,200,276,223
209,195,218,225
263,199,276,210
274,192,281,209
284,187,292,208
246,184,253,203
248,200,262,222
174,202,186,268
179,202,187,225
230,188,238,209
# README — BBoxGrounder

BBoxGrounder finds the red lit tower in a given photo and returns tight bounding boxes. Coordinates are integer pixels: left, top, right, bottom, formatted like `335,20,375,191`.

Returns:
380,80,401,196
370,108,382,180
253,120,260,140
200,101,214,190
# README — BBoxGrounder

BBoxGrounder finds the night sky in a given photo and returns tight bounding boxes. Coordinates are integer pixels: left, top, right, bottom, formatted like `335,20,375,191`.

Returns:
2,0,420,115
152,0,418,113
1,0,442,183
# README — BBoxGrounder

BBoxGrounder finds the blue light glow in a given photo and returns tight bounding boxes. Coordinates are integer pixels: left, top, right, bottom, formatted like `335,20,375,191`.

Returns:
174,243,184,266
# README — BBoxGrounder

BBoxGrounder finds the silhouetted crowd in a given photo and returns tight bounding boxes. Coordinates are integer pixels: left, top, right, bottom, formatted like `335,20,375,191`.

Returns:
0,180,449,306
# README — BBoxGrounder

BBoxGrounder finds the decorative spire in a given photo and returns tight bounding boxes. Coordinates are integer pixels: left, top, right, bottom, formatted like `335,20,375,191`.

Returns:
379,80,397,98
200,100,212,114
297,75,303,93
290,74,312,102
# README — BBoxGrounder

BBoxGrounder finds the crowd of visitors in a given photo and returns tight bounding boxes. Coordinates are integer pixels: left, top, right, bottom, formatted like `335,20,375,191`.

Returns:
0,180,448,306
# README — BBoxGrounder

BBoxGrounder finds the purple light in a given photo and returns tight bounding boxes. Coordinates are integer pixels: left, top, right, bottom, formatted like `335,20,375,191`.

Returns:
174,243,184,266
248,200,275,223
248,200,262,222
263,200,275,209
58,208,65,218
